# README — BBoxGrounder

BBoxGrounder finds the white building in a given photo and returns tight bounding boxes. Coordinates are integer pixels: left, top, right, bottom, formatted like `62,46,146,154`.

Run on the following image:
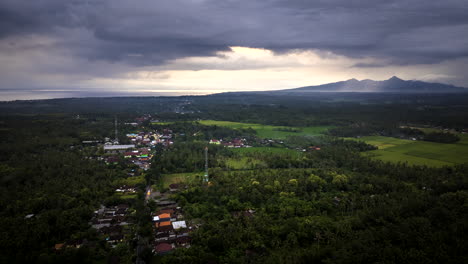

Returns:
172,221,187,230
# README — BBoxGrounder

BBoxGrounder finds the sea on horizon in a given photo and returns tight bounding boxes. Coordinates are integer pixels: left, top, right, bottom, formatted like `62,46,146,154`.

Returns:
0,90,210,101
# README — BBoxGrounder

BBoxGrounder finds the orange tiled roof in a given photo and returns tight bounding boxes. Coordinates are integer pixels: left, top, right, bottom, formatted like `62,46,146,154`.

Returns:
160,221,171,227
55,243,65,250
158,213,171,219
156,209,174,215
156,221,171,228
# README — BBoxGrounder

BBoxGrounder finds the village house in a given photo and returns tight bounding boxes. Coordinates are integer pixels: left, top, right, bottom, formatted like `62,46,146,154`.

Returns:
107,234,124,245
54,243,65,251
152,204,193,253
175,236,191,248
82,140,101,145
115,185,136,193
209,139,221,145
223,138,246,148
104,156,119,165
157,200,177,207
172,221,187,230
103,144,135,154
154,243,173,255
91,204,132,241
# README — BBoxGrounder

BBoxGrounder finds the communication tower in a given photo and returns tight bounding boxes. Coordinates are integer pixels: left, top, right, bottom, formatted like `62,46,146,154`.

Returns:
204,147,209,182
114,116,119,144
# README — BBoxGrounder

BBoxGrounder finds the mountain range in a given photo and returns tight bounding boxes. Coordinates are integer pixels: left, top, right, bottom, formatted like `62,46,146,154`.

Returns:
259,76,467,94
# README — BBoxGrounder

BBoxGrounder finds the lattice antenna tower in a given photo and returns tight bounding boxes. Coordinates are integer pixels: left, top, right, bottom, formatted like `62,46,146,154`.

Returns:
204,147,209,182
114,116,119,143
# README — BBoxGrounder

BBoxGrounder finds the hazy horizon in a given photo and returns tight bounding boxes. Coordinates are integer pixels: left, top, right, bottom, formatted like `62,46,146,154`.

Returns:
2,75,468,101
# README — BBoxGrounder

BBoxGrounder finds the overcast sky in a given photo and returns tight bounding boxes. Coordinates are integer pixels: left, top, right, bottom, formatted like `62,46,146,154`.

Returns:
1,0,468,99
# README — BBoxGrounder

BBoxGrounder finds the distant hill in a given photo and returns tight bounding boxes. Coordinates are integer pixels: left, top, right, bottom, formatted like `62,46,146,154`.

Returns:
261,76,467,94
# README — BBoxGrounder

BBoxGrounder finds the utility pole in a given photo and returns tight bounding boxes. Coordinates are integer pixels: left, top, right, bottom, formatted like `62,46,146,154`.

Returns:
114,116,119,144
204,147,208,183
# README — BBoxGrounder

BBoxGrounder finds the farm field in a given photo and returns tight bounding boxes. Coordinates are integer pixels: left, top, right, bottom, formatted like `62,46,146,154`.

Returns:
150,121,173,125
230,146,300,156
353,135,468,167
113,175,146,186
224,157,267,170
226,147,300,169
198,120,331,139
115,193,138,200
347,136,412,149
160,172,203,188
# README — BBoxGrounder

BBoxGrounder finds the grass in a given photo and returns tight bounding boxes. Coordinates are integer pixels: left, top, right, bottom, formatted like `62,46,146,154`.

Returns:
115,193,138,200
160,172,203,188
231,146,300,156
458,134,468,144
225,157,267,170
227,147,301,169
150,121,173,125
113,175,146,187
353,135,468,167
198,120,331,139
346,136,412,149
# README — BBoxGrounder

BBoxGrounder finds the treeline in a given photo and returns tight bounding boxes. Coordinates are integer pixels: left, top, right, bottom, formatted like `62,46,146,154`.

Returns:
327,123,425,138
190,97,468,129
149,122,257,141
328,123,461,144
423,132,460,143
3,93,468,129
157,136,467,263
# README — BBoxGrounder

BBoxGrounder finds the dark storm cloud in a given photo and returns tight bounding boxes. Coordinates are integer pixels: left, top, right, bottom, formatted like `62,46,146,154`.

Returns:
1,0,468,66
0,0,86,37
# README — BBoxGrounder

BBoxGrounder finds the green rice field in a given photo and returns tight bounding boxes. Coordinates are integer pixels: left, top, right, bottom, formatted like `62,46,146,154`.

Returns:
150,121,173,125
160,172,203,188
226,147,300,169
225,157,267,170
198,120,331,139
116,193,138,200
352,135,468,167
231,146,300,155
113,175,146,187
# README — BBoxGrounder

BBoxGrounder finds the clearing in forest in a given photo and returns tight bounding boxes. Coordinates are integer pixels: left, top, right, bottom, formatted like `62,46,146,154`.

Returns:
198,120,331,139
230,146,300,155
353,135,468,167
160,172,203,188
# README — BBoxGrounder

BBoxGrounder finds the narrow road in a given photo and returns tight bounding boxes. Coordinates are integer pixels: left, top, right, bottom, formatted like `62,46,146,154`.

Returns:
145,186,152,204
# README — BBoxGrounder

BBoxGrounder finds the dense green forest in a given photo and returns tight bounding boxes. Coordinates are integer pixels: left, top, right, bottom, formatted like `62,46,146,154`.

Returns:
3,93,468,129
0,94,467,263
0,115,138,263
157,142,468,263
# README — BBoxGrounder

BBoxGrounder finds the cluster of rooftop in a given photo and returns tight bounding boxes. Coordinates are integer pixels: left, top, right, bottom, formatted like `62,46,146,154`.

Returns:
90,204,133,247
209,138,251,148
126,129,173,147
152,207,194,255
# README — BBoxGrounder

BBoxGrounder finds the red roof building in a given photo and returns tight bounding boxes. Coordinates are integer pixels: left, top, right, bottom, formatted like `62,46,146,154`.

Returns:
156,209,174,215
155,243,173,255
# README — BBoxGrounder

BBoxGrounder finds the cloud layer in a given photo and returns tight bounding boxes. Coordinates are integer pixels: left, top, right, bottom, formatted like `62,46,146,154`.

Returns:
1,0,467,96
